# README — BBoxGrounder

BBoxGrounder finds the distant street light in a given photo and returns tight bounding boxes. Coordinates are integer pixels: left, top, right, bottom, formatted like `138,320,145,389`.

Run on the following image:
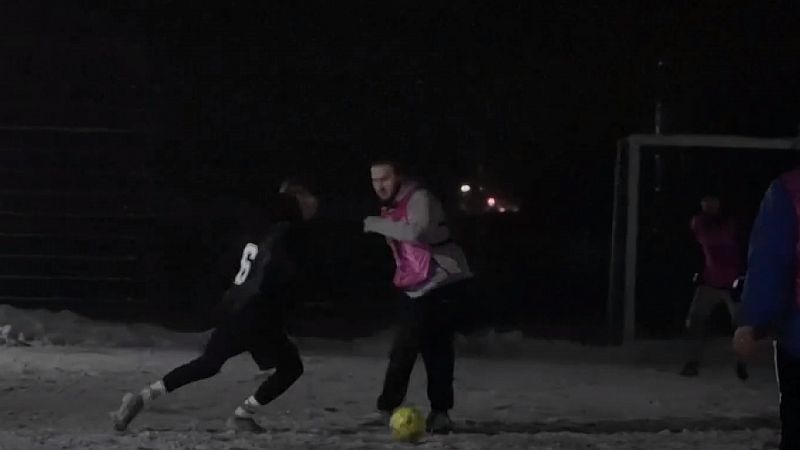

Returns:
487,197,496,207
460,184,472,194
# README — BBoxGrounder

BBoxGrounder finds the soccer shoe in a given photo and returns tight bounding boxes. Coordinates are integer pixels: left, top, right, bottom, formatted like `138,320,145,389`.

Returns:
426,410,453,434
226,416,267,433
736,361,749,381
680,361,699,377
111,392,144,431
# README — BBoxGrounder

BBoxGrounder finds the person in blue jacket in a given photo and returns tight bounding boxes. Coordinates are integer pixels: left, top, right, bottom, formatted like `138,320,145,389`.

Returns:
734,168,800,450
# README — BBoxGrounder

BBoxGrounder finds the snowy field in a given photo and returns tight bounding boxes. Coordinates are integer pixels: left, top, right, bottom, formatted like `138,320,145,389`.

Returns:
0,306,783,449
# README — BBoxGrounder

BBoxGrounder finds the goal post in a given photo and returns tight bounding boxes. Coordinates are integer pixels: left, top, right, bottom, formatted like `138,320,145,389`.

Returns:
607,134,797,344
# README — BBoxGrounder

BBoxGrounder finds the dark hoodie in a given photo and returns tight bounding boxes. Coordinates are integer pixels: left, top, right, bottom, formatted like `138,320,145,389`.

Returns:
199,193,304,326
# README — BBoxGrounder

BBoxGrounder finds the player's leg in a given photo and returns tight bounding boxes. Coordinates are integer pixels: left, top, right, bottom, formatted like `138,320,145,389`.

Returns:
377,299,425,416
681,286,720,376
252,337,303,404
162,327,244,391
420,295,455,433
725,293,749,380
111,327,244,431
776,343,800,450
227,335,304,432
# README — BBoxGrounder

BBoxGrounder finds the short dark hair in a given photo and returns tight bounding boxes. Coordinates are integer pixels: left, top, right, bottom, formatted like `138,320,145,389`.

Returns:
370,159,405,176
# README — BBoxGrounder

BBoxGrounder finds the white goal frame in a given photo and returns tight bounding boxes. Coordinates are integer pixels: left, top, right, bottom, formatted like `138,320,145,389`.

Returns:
607,134,797,344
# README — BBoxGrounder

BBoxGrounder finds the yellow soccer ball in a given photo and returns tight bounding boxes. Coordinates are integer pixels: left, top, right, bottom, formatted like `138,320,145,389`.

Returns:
389,406,426,442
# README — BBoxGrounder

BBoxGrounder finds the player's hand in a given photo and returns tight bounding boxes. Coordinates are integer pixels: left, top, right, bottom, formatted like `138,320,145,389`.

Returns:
363,216,380,233
732,326,758,361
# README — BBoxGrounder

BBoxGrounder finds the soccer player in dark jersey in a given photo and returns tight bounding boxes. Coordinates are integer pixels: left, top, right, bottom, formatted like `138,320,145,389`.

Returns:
111,179,318,433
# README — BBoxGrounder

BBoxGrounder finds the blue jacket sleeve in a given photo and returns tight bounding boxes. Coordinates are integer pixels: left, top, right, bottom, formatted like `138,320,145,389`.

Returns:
739,180,797,328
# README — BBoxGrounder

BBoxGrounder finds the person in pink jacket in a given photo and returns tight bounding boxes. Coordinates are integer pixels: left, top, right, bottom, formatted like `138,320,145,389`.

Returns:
364,160,473,434
681,195,747,379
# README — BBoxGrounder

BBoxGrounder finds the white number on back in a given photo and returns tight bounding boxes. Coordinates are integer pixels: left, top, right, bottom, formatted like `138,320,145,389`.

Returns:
234,243,259,285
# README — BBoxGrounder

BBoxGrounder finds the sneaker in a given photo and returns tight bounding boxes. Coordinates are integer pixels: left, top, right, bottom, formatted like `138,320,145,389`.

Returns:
226,416,267,433
736,361,749,381
111,392,144,431
680,361,699,377
426,410,453,434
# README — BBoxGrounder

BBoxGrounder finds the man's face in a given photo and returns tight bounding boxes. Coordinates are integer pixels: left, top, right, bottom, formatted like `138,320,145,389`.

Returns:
296,191,319,221
701,196,720,215
371,164,402,202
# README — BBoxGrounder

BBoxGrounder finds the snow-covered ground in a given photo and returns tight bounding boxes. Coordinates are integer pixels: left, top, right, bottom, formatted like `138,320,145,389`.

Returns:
0,306,784,449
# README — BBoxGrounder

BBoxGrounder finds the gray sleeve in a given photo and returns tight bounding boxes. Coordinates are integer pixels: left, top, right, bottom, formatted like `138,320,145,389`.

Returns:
364,190,431,243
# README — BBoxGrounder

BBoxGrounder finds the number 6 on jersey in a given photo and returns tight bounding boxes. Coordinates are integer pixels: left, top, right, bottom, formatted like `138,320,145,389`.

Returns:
234,243,259,285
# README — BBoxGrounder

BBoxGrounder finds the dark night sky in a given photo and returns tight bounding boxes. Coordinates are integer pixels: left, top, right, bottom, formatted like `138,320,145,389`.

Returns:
1,2,799,223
